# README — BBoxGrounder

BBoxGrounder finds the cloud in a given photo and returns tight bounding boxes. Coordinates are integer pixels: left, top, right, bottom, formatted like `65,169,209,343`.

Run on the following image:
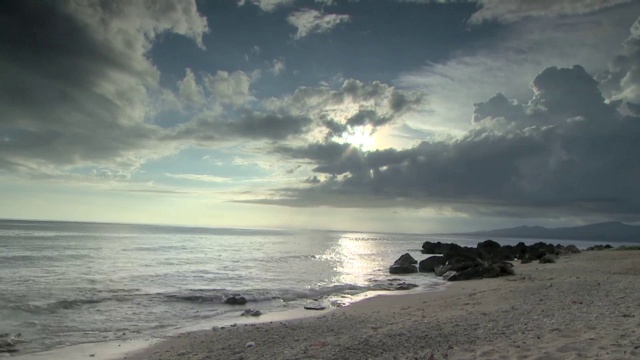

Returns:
91,169,132,181
396,7,638,134
468,0,633,24
269,59,286,76
165,173,231,183
172,110,314,142
598,17,640,105
178,68,205,104
0,0,208,174
203,70,257,106
259,64,640,221
259,78,424,146
162,77,422,150
238,0,295,12
287,8,350,39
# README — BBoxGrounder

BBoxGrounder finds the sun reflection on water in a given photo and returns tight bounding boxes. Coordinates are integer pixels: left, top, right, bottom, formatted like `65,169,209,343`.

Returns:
319,234,384,285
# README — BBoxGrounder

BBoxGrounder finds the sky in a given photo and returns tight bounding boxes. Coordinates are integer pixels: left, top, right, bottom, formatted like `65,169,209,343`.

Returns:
1,0,640,233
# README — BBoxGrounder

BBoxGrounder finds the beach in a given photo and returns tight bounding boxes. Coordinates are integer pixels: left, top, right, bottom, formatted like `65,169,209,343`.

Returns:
120,249,640,360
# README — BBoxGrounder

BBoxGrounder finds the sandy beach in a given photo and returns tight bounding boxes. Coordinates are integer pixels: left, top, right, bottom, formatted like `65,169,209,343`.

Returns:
112,249,640,360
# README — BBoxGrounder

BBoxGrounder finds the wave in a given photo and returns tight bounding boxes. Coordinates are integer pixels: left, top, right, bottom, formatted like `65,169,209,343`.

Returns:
164,280,422,305
253,254,320,264
9,291,143,314
0,254,91,264
11,298,108,314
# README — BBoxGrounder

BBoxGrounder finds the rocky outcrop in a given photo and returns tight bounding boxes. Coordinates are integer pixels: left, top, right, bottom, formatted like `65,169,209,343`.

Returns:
389,253,418,274
564,245,581,253
447,262,514,281
224,296,248,305
422,239,588,264
585,244,613,251
418,256,446,272
415,239,598,282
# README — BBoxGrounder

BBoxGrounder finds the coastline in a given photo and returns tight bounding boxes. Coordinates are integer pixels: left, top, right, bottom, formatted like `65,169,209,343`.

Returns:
119,250,640,360
9,283,446,360
11,250,640,359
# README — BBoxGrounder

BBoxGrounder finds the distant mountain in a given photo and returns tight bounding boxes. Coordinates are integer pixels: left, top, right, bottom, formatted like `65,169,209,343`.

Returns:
450,221,640,242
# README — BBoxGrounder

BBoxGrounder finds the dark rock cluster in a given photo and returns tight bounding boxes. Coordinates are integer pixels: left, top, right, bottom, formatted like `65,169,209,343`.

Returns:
585,244,613,251
422,239,580,263
224,296,248,305
390,239,586,282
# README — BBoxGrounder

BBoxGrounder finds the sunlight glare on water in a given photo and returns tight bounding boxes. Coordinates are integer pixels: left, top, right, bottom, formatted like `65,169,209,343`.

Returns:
321,234,381,285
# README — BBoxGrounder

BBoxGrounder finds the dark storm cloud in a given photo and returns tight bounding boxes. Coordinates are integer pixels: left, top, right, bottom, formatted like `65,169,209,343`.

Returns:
474,65,616,127
345,109,392,128
0,0,208,173
260,64,640,219
173,111,313,142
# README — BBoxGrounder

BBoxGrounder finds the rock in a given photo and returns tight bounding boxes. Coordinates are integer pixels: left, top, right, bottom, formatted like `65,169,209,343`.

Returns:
304,304,326,310
434,265,451,277
539,255,557,264
585,244,613,251
442,270,457,281
224,296,248,305
494,261,515,276
446,257,482,272
389,253,418,274
421,241,446,254
245,341,256,348
447,267,486,281
241,309,262,317
419,256,447,272
395,282,418,290
477,239,501,250
446,260,515,281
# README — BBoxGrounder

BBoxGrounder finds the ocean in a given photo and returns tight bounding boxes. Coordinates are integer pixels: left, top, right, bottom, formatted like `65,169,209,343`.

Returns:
0,219,621,355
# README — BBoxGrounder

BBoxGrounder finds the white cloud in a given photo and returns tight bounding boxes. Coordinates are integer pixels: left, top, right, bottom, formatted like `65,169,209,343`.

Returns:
469,0,633,24
203,70,257,105
396,7,638,134
287,8,350,39
238,0,295,12
165,173,231,183
177,68,204,104
91,169,131,181
598,17,640,105
270,59,286,76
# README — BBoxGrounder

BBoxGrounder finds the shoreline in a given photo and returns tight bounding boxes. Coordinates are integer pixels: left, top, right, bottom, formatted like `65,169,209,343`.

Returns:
122,250,640,360
11,249,640,359
10,279,447,360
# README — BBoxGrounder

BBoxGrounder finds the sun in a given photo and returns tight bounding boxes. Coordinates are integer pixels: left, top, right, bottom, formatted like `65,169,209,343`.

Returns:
341,124,375,149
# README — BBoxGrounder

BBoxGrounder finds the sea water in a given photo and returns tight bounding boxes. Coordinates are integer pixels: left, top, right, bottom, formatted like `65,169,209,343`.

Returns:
0,219,617,354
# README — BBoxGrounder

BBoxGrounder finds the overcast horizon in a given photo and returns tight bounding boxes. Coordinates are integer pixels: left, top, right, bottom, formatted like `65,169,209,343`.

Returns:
1,0,640,233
